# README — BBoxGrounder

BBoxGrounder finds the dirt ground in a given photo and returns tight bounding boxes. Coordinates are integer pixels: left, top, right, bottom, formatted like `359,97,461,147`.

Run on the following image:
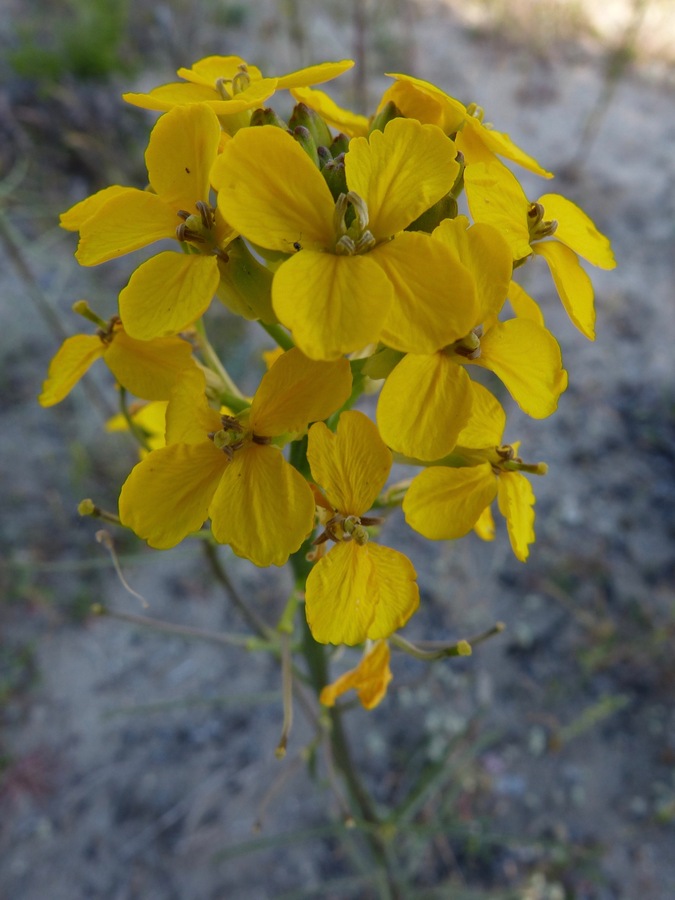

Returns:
1,1,674,898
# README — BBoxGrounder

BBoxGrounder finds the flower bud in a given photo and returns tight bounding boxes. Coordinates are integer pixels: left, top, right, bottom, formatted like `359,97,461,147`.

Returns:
292,125,320,166
289,102,333,151
369,100,400,134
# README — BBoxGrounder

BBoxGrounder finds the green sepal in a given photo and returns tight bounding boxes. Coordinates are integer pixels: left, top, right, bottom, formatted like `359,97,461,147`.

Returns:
369,100,401,134
291,125,320,166
215,237,277,324
406,194,458,233
289,102,333,152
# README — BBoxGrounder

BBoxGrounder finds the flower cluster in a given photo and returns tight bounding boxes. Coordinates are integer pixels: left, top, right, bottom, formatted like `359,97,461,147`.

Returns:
42,55,614,709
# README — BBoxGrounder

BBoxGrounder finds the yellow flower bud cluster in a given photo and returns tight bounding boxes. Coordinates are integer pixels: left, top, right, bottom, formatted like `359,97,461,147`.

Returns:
41,55,614,708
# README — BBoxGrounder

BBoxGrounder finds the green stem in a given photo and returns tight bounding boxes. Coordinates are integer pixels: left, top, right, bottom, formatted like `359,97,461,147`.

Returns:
259,320,295,351
193,318,246,400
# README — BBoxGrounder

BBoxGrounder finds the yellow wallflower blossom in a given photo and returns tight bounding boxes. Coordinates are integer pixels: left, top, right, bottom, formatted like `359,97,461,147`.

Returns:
320,641,393,710
106,401,168,455
377,218,567,460
122,56,354,129
39,316,195,407
62,104,234,341
214,117,476,360
379,73,553,177
305,411,419,645
403,384,544,562
465,160,616,339
119,349,352,566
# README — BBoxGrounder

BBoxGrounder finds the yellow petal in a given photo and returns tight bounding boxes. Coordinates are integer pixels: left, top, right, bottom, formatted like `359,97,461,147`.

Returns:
538,193,615,269
250,347,352,437
106,401,168,452
176,55,257,85
274,59,354,89
290,86,369,137
346,117,459,238
75,189,178,266
119,441,225,548
145,104,222,212
381,74,467,133
213,125,335,251
104,329,195,400
38,334,104,407
273,250,393,360
320,641,393,710
473,504,495,542
306,542,377,645
307,411,391,515
464,161,532,261
508,280,545,326
60,185,130,232
364,543,420,641
210,444,315,567
455,382,506,449
532,241,595,340
403,465,497,540
375,231,477,354
468,318,568,419
377,353,473,460
119,252,220,340
165,367,223,445
123,80,276,115
497,471,535,562
432,219,512,322
458,116,554,178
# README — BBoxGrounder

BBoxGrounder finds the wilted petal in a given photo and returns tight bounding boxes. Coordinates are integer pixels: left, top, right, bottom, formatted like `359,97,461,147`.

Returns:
497,471,536,562
320,641,393,710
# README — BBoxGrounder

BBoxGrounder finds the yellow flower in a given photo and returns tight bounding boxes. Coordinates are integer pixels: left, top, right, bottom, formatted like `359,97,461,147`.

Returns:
305,410,419,645
403,383,544,562
320,641,393,710
289,85,370,137
464,160,616,339
62,104,234,340
378,73,553,178
377,218,567,460
118,348,352,566
122,56,353,128
214,117,476,360
106,401,168,455
39,316,195,407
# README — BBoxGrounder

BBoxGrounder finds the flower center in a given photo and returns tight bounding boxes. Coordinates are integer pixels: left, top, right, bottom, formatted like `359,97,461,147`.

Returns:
332,191,376,256
214,65,251,100
176,202,229,261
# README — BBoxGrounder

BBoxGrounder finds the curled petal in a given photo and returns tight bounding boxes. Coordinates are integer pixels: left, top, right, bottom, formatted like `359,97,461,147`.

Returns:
497,471,536,562
538,193,615,269
533,241,596,340
290,86,369,137
320,641,393,710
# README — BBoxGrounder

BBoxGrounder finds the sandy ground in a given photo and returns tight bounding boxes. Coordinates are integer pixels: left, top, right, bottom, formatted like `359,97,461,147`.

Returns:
1,1,675,897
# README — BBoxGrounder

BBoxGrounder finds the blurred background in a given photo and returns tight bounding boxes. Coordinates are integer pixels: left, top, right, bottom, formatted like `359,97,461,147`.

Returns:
1,1,674,897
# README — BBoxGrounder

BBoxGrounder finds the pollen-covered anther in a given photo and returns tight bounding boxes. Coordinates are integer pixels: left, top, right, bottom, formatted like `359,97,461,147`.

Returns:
343,515,369,545
450,328,482,360
496,443,517,461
